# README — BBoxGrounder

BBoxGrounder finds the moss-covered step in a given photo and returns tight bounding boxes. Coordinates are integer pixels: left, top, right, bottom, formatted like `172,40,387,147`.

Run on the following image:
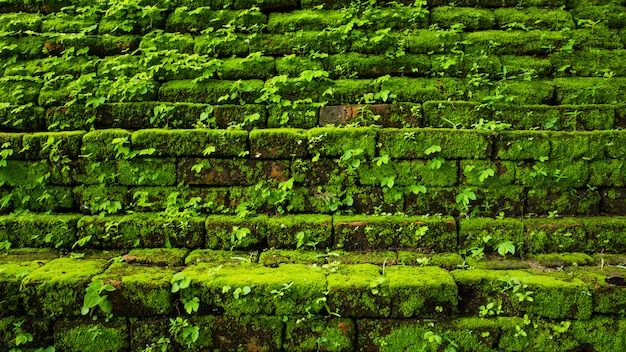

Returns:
0,214,81,249
378,128,492,159
131,129,248,158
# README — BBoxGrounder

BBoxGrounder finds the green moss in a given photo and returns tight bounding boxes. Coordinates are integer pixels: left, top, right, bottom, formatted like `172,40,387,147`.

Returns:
524,218,587,254
379,128,492,159
582,217,626,253
397,252,465,269
81,129,132,160
54,319,128,352
422,101,485,128
117,158,177,186
0,260,46,314
275,55,324,77
0,214,80,249
605,130,626,158
307,127,377,158
266,214,332,249
359,159,458,187
139,30,195,52
131,129,247,158
550,131,608,160
471,80,554,105
406,30,462,54
220,56,276,80
178,158,290,186
326,264,390,317
386,266,457,318
41,13,98,33
77,214,205,249
460,160,515,187
0,105,45,132
552,49,626,77
129,186,229,214
284,317,355,351
332,251,397,265
125,248,189,267
500,55,553,78
357,319,432,351
380,77,458,102
267,104,318,128
0,36,44,59
0,78,42,105
129,318,169,351
431,7,495,30
572,4,626,29
73,185,129,215
528,253,594,267
21,258,110,319
465,30,567,55
325,53,431,79
0,12,41,32
95,262,175,316
555,77,626,104
526,188,600,216
189,315,282,351
267,9,343,33
571,317,626,351
515,160,589,191
494,7,573,30
158,79,264,104
405,187,460,216
185,249,258,266
589,159,626,187
259,249,325,266
205,215,268,250
249,128,307,159
0,160,50,187
183,263,327,316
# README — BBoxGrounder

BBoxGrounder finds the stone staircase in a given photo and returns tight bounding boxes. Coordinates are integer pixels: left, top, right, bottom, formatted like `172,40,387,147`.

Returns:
1,0,626,350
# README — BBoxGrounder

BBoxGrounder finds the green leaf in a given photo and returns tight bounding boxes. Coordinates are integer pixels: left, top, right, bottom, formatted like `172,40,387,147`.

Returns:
424,145,441,155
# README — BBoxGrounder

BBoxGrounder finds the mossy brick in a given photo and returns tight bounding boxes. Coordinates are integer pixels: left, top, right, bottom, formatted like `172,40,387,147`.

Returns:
178,158,290,186
404,187,461,216
219,56,276,80
452,269,593,319
570,317,626,351
322,79,379,105
550,131,608,160
0,133,23,159
129,318,170,351
259,249,325,266
53,318,128,352
573,267,626,315
300,0,351,9
324,53,431,79
582,217,626,253
275,55,324,77
397,252,465,269
267,9,343,33
386,266,457,318
464,30,567,55
358,159,459,187
20,258,110,319
81,129,132,160
77,214,205,249
515,159,589,190
405,30,462,54
0,36,45,59
124,248,189,267
349,30,401,55
183,263,327,315
568,26,624,50
0,105,45,132
233,0,296,10
444,318,502,352
378,128,492,159
131,129,247,158
333,215,456,252
572,4,626,28
379,77,450,102
494,7,574,30
0,12,41,31
460,159,515,186
185,249,259,266
116,158,177,186
250,31,349,55
505,80,556,105
499,55,553,78
42,34,141,57
356,318,436,351
267,104,318,129
227,184,299,215
431,7,495,30
166,8,266,33
527,253,594,268
332,251,397,265
44,106,98,132
267,216,329,249
555,77,626,105
459,218,524,255
10,185,75,212
94,262,175,316
0,214,80,249
353,103,421,128
465,256,533,270
129,186,229,214
602,188,626,214
526,188,601,216
0,260,48,314
283,317,355,351
307,127,377,158
0,78,41,105
606,130,626,158
73,185,129,215
345,186,405,215
187,315,283,351
552,49,626,77
524,218,587,253
204,215,268,250
41,14,98,33
5,56,96,77
363,6,429,30
0,160,50,186
158,79,264,104
193,33,250,57
138,30,195,52
589,159,626,187
422,100,488,129
290,158,344,186
249,128,307,159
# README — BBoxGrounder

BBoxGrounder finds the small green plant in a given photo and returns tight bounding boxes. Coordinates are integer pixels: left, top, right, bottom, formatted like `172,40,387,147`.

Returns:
500,275,534,302
495,240,516,257
296,231,318,249
230,226,251,250
81,280,116,320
